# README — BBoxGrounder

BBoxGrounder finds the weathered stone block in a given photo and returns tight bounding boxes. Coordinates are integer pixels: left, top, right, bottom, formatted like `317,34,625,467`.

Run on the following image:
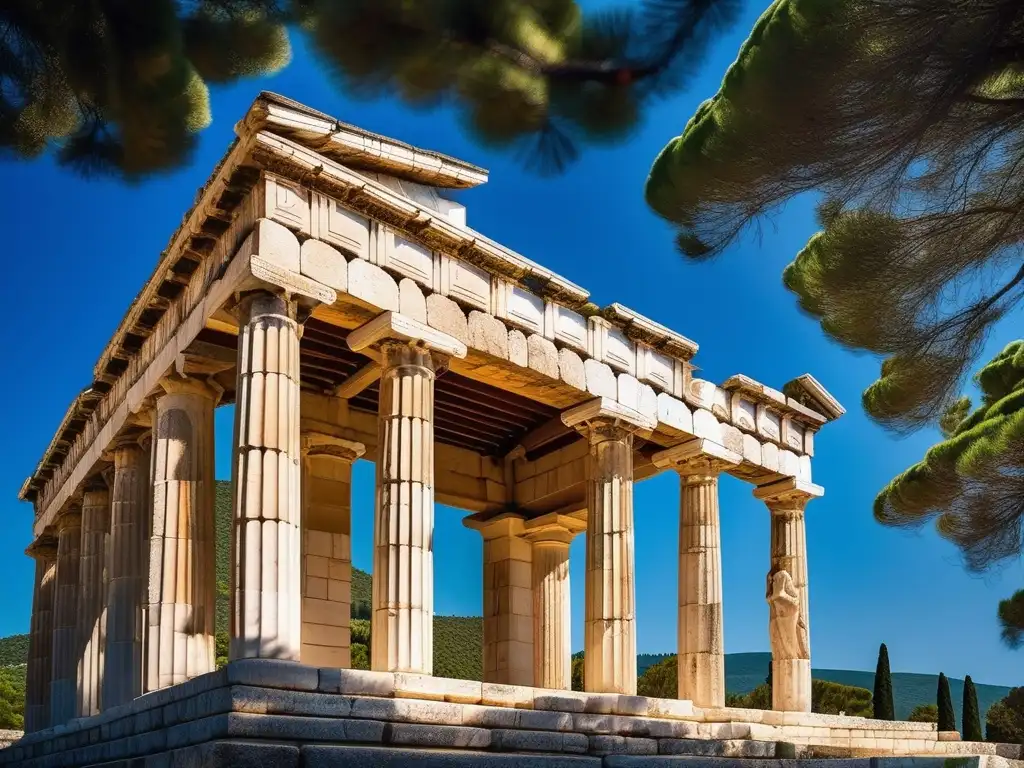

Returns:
508,330,528,367
534,693,587,713
588,735,657,755
301,240,348,291
527,335,559,378
399,278,427,322
348,260,400,312
584,360,617,399
302,744,601,768
480,682,535,709
558,349,587,391
224,660,319,692
384,723,491,749
351,697,464,726
230,686,353,718
516,709,573,732
426,293,469,345
469,312,510,359
319,669,396,697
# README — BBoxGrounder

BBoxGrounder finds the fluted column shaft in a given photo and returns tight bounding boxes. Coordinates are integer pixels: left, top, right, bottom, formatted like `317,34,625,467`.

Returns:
230,291,302,661
25,540,58,732
50,509,82,726
583,422,637,694
372,342,437,674
532,540,571,690
678,473,724,707
104,440,150,708
77,487,111,717
755,478,822,713
147,379,217,690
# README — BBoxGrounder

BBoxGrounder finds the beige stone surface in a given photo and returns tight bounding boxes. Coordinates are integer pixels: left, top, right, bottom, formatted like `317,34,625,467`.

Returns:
301,434,365,667
103,439,149,709
230,292,303,662
24,538,57,732
584,359,617,399
399,278,428,323
50,507,82,726
425,292,469,345
558,348,586,391
469,311,510,360
300,239,348,292
373,342,440,674
76,487,110,718
508,330,528,368
464,515,534,686
527,334,559,379
348,259,400,312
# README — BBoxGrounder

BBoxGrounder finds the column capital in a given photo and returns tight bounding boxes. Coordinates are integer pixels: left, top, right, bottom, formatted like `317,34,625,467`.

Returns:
300,433,366,463
25,536,59,561
523,512,586,546
348,311,468,359
652,438,741,477
158,373,224,402
754,477,824,512
463,511,528,540
55,505,82,531
561,396,655,437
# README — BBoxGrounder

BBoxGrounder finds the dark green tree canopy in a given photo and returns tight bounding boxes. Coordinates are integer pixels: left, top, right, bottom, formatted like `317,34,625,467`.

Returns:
963,675,983,742
938,672,956,732
874,341,1024,570
999,589,1024,649
987,687,1024,745
2,0,738,178
644,0,1024,431
873,643,894,721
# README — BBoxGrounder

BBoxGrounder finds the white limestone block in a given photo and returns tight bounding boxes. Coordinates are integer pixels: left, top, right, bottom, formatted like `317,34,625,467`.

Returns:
757,405,783,444
348,259,399,312
636,344,675,392
260,174,311,235
638,384,658,425
731,394,757,432
657,393,693,436
553,306,588,353
783,417,806,453
468,311,509,360
584,359,617,399
617,373,641,412
312,193,370,258
692,408,722,443
526,334,559,378
252,218,300,272
742,434,761,465
721,423,744,456
426,293,469,345
446,258,491,311
760,441,780,473
798,455,812,483
687,379,718,411
506,286,545,334
778,449,800,478
399,278,427,322
558,348,586,391
383,232,434,286
711,386,730,420
300,239,347,291
508,330,528,368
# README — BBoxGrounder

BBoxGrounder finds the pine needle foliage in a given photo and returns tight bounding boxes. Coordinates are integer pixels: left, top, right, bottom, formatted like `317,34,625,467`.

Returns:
874,342,1024,572
3,0,738,178
999,590,1024,649
645,0,1024,432
873,643,895,721
987,687,1024,745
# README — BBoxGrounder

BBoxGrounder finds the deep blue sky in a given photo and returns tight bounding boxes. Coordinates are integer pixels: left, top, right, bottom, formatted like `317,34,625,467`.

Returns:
2,1,1021,686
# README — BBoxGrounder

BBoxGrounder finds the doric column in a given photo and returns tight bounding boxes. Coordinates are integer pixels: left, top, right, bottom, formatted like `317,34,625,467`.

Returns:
754,477,823,713
230,291,303,661
652,439,741,708
347,311,466,674
562,397,655,695
104,434,151,708
300,433,365,667
147,376,218,690
24,536,58,732
77,485,111,717
50,506,82,726
524,514,586,690
464,514,534,686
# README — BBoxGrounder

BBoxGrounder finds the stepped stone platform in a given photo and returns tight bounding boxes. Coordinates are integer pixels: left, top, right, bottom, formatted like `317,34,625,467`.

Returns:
1,660,1019,768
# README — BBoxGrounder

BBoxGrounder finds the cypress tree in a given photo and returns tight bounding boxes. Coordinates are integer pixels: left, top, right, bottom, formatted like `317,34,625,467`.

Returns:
963,675,983,741
766,661,773,702
937,673,956,732
873,643,895,720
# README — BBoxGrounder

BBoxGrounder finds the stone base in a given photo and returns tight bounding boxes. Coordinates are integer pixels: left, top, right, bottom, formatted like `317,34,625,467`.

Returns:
2,661,1019,768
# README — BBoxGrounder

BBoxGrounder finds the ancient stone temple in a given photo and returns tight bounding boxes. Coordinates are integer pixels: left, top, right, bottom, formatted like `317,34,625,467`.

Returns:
8,94,1017,768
